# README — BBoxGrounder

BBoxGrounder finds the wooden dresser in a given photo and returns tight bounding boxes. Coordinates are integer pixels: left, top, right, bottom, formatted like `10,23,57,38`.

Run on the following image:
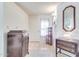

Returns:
7,30,29,57
56,38,79,57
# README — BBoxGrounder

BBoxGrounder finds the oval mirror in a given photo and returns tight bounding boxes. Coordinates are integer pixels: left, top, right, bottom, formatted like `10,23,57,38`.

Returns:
63,5,76,32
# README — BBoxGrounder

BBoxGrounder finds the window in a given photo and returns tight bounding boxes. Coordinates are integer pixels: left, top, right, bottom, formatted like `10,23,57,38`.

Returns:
41,19,49,36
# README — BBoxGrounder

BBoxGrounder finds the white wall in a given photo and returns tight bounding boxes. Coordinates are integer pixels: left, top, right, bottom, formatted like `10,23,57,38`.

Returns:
56,2,79,39
29,15,41,41
4,2,29,32
0,2,4,56
29,15,53,41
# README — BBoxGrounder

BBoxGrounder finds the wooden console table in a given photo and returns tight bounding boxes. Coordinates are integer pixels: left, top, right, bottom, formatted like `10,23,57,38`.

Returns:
56,38,79,57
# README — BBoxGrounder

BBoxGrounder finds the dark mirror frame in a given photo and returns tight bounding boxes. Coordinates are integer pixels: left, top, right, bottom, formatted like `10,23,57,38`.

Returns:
63,5,76,32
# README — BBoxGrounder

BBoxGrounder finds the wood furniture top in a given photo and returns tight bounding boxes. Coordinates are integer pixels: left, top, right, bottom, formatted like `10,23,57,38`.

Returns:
56,37,79,57
57,37,79,51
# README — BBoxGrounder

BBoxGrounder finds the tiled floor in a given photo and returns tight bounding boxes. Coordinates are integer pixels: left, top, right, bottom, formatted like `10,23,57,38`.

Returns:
26,41,55,57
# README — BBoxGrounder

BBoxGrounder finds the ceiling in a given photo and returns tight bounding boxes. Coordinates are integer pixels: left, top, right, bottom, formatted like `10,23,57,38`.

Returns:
16,2,60,15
